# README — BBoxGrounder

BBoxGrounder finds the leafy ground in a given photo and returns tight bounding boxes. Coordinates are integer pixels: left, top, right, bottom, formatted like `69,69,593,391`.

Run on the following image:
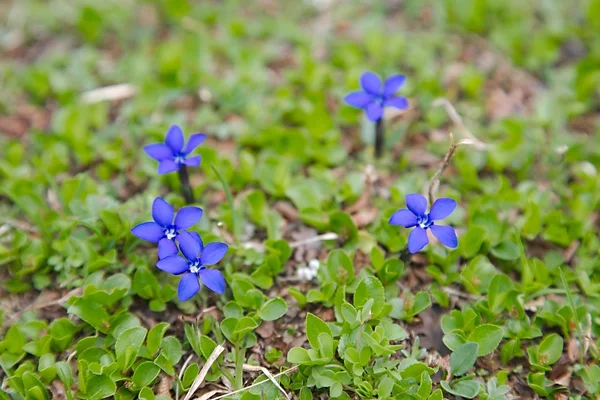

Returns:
1,0,600,399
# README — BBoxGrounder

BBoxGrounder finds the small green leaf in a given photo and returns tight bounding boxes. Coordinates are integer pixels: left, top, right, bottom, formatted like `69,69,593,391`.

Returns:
450,342,479,376
306,313,332,349
147,323,169,356
258,297,288,321
86,374,116,400
132,362,161,389
441,379,480,399
354,276,385,317
115,326,147,370
537,333,563,365
467,324,503,356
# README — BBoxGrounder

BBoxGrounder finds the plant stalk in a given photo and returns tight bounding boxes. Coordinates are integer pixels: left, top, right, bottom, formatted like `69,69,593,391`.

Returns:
375,119,384,159
178,165,194,204
234,343,245,390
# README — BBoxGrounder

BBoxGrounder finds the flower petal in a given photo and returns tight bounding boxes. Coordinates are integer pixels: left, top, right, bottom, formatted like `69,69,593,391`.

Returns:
158,160,179,174
383,74,406,96
360,71,382,95
158,238,178,259
344,91,372,108
366,102,383,121
156,255,189,275
429,198,457,221
185,133,207,155
189,231,204,251
177,231,200,261
152,197,174,227
165,125,185,153
178,273,200,301
199,269,226,294
406,194,427,217
389,209,418,227
144,143,173,161
174,207,203,230
131,222,164,243
183,155,201,167
408,227,429,253
385,96,409,110
200,242,228,265
430,225,458,248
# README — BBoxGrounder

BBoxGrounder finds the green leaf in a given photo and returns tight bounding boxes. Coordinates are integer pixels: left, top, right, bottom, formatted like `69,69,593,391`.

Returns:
467,324,503,356
441,379,480,399
537,333,563,365
147,323,169,356
132,362,161,389
233,317,259,340
354,276,385,317
487,275,514,314
450,342,479,376
306,313,332,349
286,347,311,364
86,374,116,400
115,326,147,370
258,297,288,321
67,298,110,333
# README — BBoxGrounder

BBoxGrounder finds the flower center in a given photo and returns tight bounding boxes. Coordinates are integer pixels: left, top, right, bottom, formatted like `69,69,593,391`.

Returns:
417,214,433,229
174,154,186,164
164,227,177,240
189,260,202,274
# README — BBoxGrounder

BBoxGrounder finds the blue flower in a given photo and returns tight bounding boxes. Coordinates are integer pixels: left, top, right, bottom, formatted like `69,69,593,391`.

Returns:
156,231,228,301
344,71,409,122
131,197,203,259
144,125,206,174
389,194,458,254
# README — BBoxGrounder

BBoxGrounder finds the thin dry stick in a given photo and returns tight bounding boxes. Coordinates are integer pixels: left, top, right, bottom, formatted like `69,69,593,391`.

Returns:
427,132,475,205
183,344,226,400
207,366,299,400
242,364,291,400
431,98,487,150
290,232,338,248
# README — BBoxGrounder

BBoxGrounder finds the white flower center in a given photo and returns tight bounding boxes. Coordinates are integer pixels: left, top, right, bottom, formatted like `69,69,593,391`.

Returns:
189,262,201,274
165,229,176,240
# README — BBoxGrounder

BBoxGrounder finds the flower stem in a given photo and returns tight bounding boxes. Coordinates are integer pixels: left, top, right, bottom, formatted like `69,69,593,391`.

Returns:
399,245,411,263
178,165,194,204
234,342,245,390
375,119,384,159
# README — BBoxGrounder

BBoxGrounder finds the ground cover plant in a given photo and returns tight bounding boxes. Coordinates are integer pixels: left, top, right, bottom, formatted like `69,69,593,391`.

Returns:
1,0,600,399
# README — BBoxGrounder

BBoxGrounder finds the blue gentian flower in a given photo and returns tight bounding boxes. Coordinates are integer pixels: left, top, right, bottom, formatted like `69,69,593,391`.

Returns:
144,125,206,174
156,231,228,301
389,194,458,254
131,197,203,259
344,71,409,122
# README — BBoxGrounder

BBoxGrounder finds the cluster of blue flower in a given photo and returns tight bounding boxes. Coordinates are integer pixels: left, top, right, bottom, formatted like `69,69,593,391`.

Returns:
131,126,228,301
130,72,458,302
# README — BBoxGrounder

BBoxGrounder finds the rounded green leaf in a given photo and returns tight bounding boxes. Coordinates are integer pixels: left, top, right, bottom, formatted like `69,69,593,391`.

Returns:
132,362,161,389
467,324,503,356
354,276,385,317
537,333,563,365
450,342,479,376
258,297,288,321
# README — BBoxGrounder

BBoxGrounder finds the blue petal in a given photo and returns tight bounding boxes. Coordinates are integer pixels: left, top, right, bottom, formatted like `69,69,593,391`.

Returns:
360,72,382,95
383,74,406,97
183,155,201,167
199,269,226,294
389,209,418,228
178,273,200,301
152,197,174,227
385,96,409,110
131,222,164,243
144,143,173,161
408,227,429,253
200,242,228,265
430,225,458,248
158,160,179,174
177,231,200,261
185,133,207,155
158,238,178,259
174,207,203,230
366,102,383,121
189,231,204,251
429,198,457,221
165,125,184,153
406,194,427,217
156,255,189,275
344,91,372,109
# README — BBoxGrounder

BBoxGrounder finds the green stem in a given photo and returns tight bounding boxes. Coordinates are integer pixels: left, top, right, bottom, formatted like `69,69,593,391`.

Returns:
559,267,585,365
234,342,246,390
221,364,236,387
